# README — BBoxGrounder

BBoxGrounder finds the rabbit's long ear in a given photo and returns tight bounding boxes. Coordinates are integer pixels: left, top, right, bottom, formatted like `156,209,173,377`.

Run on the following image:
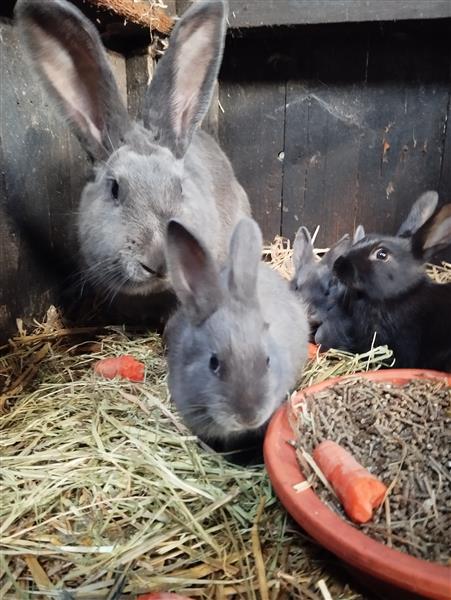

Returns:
324,233,351,267
15,0,129,160
166,220,222,324
353,225,365,244
293,227,315,272
143,0,226,159
412,204,451,259
228,218,262,303
397,191,439,237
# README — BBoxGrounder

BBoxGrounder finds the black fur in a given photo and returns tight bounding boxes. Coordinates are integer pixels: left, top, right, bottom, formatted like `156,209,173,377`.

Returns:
324,204,451,372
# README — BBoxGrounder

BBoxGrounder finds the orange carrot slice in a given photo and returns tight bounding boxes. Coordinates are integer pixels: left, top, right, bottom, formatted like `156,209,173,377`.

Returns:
313,440,387,524
93,355,145,382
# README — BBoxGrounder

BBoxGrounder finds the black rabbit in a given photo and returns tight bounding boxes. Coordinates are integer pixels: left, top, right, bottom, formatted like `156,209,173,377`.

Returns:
329,203,451,371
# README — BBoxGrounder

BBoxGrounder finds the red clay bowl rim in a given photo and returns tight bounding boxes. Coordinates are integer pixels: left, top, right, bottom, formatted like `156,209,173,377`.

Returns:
307,343,319,360
264,368,451,600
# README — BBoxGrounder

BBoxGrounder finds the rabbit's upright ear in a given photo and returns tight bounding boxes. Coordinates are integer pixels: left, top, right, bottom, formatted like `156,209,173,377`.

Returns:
143,0,226,158
324,233,350,267
353,225,365,244
292,227,315,272
15,0,129,160
397,191,439,237
228,218,262,303
412,204,451,259
166,220,223,324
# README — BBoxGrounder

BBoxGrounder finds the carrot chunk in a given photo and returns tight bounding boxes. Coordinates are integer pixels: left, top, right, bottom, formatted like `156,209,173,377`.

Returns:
93,355,145,382
313,440,387,524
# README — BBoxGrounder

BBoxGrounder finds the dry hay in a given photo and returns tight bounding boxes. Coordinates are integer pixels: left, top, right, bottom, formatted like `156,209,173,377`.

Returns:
1,233,436,599
0,301,396,599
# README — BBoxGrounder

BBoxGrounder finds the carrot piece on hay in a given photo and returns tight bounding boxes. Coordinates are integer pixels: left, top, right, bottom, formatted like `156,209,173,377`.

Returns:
93,355,145,382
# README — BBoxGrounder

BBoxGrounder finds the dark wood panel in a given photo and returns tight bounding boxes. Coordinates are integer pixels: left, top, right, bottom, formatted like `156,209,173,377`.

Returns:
0,20,91,339
219,33,287,239
219,81,285,238
219,21,451,246
126,52,150,121
283,21,451,244
282,30,368,244
226,0,451,28
353,25,451,236
439,96,451,202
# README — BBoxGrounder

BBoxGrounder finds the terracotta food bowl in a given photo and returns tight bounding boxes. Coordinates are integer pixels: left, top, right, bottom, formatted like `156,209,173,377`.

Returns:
264,369,451,600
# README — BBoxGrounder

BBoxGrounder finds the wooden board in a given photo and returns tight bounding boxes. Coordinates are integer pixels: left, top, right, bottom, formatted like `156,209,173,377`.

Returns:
218,34,286,239
282,21,451,244
226,0,451,28
126,52,152,121
218,20,451,246
0,21,128,340
282,26,367,243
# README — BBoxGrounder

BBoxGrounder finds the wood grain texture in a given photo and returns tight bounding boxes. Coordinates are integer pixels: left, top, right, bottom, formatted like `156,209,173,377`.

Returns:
218,34,287,239
126,52,152,121
219,20,451,246
0,22,129,340
226,0,451,28
282,28,367,243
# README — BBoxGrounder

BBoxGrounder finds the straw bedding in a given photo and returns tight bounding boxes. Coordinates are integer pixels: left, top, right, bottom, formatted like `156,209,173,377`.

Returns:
1,244,449,599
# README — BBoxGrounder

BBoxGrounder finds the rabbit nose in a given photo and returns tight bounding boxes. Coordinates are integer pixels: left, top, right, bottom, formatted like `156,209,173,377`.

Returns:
237,408,261,429
334,256,355,283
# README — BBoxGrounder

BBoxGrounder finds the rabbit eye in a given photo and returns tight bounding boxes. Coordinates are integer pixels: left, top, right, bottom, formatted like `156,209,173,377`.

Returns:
107,177,120,202
111,179,119,199
375,247,389,261
209,354,220,374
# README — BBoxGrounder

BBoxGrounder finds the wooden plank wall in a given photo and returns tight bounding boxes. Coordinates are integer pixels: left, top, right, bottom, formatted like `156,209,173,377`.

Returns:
0,19,128,339
219,19,451,245
225,0,451,28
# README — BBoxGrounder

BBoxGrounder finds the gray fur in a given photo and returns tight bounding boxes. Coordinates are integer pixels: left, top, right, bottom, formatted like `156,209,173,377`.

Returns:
291,227,352,332
165,218,309,442
15,0,249,299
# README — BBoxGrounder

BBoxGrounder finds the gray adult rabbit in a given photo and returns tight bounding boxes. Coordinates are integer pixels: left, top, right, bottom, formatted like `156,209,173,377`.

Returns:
290,225,364,337
164,217,309,447
331,202,451,370
315,190,440,352
15,0,249,302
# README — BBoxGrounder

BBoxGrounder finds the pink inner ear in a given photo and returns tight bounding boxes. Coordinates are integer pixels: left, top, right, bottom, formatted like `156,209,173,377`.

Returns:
31,23,103,145
172,21,216,140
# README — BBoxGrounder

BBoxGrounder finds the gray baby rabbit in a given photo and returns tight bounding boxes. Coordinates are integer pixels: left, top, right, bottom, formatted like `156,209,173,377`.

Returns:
331,202,451,370
164,217,309,445
15,0,249,300
291,225,364,336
